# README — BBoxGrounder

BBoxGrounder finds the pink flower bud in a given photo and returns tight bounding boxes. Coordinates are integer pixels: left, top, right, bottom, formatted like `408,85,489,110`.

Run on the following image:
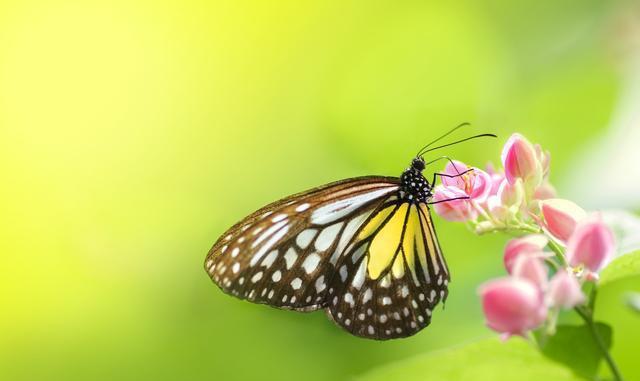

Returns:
498,178,524,209
535,143,551,179
512,255,548,288
504,234,548,273
486,195,509,221
565,217,615,272
432,185,476,222
479,277,547,337
547,270,585,309
501,133,542,185
540,199,587,242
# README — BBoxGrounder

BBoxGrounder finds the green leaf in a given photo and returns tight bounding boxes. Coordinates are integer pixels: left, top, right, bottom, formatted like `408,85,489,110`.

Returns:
599,250,640,287
538,323,612,379
356,338,587,381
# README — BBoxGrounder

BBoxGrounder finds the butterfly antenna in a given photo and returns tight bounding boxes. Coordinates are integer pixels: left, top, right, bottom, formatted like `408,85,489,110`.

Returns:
421,133,497,155
416,122,470,157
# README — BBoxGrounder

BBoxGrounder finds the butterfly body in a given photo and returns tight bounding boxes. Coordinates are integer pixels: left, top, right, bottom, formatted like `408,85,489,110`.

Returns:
205,156,451,340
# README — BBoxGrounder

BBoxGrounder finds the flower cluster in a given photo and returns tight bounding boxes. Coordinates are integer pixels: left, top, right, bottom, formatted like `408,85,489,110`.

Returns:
431,133,616,338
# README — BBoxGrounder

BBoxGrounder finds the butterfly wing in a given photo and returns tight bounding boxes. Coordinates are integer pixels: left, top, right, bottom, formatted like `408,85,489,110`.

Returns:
205,176,400,311
326,202,450,339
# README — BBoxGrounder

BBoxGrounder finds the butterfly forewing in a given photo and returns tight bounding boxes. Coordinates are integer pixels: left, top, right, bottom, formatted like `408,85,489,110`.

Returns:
205,177,400,311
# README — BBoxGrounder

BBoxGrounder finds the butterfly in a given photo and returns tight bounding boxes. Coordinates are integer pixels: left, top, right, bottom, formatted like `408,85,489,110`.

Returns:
204,125,495,340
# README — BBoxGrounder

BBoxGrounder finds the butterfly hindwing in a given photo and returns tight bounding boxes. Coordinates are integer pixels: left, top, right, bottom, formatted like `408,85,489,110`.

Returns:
204,177,400,311
326,202,450,339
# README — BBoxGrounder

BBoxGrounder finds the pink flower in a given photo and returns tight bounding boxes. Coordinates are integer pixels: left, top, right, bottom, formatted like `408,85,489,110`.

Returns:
432,185,476,222
512,255,548,289
479,277,547,338
501,133,542,186
441,160,492,202
488,173,505,197
548,270,585,309
540,199,587,242
504,234,548,273
566,217,615,273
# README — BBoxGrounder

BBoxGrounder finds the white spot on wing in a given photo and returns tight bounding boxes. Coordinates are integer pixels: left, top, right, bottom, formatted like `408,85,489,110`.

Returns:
290,277,302,290
272,214,287,223
351,259,366,289
284,248,298,269
301,253,321,274
315,275,326,293
315,222,343,252
363,288,372,304
261,250,278,268
339,265,347,282
350,245,367,265
295,203,310,212
251,272,263,283
296,229,316,249
344,292,355,307
382,296,392,305
272,270,282,282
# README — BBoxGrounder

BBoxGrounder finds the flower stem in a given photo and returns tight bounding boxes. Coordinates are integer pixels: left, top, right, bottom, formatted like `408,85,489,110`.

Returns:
574,293,625,381
546,239,568,266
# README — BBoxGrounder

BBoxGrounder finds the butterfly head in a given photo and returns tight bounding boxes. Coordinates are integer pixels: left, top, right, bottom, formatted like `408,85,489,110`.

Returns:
411,156,426,172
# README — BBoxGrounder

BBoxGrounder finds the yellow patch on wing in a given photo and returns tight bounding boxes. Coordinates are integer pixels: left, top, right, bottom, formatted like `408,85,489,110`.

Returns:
357,204,395,240
391,255,405,278
397,204,421,281
367,203,408,279
415,212,430,282
419,204,440,275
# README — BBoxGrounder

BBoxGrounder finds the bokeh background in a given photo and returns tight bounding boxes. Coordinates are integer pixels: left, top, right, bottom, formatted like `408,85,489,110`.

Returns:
1,1,639,380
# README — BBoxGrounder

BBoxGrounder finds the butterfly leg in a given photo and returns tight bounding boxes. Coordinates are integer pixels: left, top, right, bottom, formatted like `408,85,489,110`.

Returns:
427,196,470,205
430,168,475,188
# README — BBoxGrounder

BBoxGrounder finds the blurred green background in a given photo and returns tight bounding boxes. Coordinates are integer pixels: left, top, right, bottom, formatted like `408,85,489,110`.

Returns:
1,1,639,380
